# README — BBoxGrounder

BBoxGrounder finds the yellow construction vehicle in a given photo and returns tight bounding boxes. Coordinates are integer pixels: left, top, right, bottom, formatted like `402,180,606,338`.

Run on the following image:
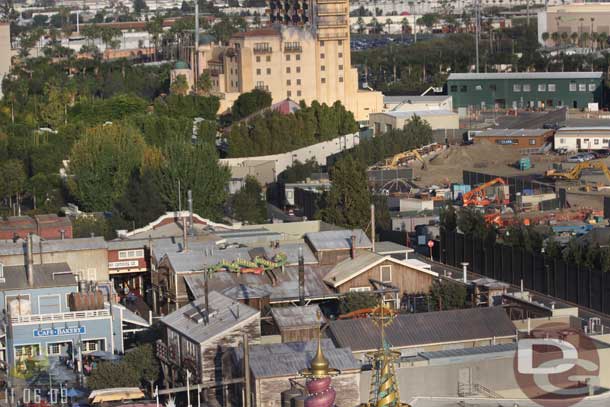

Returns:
373,149,427,170
545,160,610,182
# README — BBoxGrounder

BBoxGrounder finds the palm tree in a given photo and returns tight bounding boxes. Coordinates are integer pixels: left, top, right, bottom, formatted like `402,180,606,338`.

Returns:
401,17,409,39
561,32,569,46
356,16,365,34
385,18,392,34
580,31,589,48
598,32,608,49
570,32,578,46
541,32,550,46
591,32,599,50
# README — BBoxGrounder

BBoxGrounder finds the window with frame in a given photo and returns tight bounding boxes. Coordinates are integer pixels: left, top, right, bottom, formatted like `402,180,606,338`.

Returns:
321,65,325,71
538,84,546,92
320,53,325,59
321,78,326,84
296,67,301,73
460,85,467,92
286,54,290,61
266,55,271,62
296,54,300,61
256,56,260,63
15,345,39,358
380,265,392,282
339,77,343,83
548,83,557,92
604,139,609,143
256,68,261,75
579,83,586,92
589,83,597,92
338,65,343,70
489,84,497,91
297,90,301,97
287,79,291,86
569,82,577,91
523,84,531,92
266,68,271,75
287,90,292,97
256,81,265,88
529,139,536,145
47,343,61,356
349,287,371,292
82,340,100,353
118,249,144,260
286,67,291,74
296,79,301,85
513,84,521,92
338,52,343,58
450,85,458,92
338,40,342,45
320,41,325,46
560,138,565,144
595,139,600,145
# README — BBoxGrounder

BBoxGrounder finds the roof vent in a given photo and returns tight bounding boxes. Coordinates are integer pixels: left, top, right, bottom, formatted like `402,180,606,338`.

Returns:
184,305,215,324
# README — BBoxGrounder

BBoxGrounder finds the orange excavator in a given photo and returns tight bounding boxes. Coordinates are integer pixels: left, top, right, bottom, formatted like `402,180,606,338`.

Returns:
462,177,509,207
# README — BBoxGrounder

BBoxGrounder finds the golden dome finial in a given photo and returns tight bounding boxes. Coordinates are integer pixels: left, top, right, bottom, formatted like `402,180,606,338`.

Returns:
301,309,339,378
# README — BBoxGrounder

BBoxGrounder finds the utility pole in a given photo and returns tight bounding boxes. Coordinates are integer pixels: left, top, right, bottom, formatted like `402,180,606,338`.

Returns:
194,0,199,88
475,0,480,73
243,334,251,407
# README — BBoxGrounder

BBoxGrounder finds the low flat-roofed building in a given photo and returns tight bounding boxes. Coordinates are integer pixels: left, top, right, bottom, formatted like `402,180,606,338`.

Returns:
328,307,517,360
370,110,459,135
473,128,554,149
383,95,453,112
554,127,610,151
271,305,323,343
0,215,72,241
305,229,372,265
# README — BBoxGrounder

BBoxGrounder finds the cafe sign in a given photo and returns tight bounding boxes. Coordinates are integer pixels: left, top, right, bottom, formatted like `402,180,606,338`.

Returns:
33,326,86,337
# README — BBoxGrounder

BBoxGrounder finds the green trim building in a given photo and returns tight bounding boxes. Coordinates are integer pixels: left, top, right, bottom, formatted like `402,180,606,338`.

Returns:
448,72,604,110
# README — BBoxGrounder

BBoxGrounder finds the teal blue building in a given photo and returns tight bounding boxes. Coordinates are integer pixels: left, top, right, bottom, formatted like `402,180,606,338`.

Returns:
448,72,604,110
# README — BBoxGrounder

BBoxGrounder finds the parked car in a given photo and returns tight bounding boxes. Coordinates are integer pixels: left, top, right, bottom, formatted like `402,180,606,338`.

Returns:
592,149,610,158
567,155,585,163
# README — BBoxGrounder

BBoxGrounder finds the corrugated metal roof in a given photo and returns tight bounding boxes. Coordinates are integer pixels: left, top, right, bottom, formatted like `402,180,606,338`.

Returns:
556,127,610,133
231,339,359,378
305,229,372,252
419,343,517,361
448,72,603,80
108,239,149,250
328,308,516,352
0,237,106,256
271,305,323,329
1,263,76,291
476,129,552,137
184,264,336,302
160,291,259,344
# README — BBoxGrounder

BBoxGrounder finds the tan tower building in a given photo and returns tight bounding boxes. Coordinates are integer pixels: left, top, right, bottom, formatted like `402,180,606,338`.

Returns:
177,0,383,121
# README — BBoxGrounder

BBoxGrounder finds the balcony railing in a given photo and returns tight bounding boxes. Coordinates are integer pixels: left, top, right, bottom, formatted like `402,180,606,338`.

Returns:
255,85,269,91
253,46,273,54
11,309,111,324
284,45,303,53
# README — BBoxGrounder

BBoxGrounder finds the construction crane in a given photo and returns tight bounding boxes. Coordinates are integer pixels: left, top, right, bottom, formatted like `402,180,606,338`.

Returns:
462,177,509,207
373,149,427,170
545,160,610,182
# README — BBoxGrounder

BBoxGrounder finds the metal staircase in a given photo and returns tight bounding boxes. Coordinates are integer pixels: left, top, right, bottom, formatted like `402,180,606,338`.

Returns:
458,383,503,399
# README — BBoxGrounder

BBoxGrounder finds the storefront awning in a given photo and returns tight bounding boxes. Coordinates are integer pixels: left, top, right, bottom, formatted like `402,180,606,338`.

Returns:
121,307,150,328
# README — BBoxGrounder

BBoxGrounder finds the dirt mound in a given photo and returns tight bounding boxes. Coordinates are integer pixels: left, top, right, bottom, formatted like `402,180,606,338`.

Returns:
429,144,522,168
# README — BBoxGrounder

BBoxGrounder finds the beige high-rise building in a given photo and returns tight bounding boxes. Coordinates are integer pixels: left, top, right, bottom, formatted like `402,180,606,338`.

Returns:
0,22,11,99
175,0,383,121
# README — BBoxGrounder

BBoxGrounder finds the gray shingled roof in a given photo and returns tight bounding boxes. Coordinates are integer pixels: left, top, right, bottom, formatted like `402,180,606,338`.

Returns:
232,339,359,379
305,229,372,252
185,264,336,303
0,237,106,256
160,291,259,344
271,305,323,329
328,308,516,352
375,241,413,255
449,72,603,80
107,239,149,250
1,263,76,291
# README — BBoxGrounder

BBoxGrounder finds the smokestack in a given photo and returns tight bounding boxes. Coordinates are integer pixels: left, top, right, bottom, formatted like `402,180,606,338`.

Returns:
26,234,34,287
350,234,356,259
188,190,194,236
182,214,189,252
370,203,376,252
298,247,305,306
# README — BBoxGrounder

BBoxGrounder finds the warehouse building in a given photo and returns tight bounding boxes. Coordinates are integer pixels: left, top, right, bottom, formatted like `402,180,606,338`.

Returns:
369,110,459,135
448,72,603,110
554,126,610,151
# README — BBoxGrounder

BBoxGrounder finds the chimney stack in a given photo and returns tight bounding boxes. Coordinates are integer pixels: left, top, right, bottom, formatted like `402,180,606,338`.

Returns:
350,234,356,259
187,189,194,236
26,234,34,287
182,214,189,252
298,246,305,306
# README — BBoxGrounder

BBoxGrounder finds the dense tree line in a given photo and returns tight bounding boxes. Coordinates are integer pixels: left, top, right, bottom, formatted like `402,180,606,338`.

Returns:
226,100,358,158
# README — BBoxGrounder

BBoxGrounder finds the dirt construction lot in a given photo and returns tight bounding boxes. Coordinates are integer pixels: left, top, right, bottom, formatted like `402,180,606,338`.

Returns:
413,143,563,186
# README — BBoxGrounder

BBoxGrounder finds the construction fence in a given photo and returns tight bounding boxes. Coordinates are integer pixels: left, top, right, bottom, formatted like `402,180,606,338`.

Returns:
438,229,610,314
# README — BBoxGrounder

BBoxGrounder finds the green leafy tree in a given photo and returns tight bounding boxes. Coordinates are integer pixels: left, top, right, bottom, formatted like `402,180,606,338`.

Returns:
112,169,166,229
154,142,230,220
231,89,272,120
278,159,320,183
440,204,457,232
170,74,190,95
429,279,467,311
373,195,391,231
68,123,147,211
0,159,27,210
319,156,371,230
196,71,213,96
133,0,148,13
123,344,159,395
230,176,267,224
339,292,378,314
87,361,140,390
72,216,113,239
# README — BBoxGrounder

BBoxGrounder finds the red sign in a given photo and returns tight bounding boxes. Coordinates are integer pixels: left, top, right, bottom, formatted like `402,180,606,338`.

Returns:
427,240,435,248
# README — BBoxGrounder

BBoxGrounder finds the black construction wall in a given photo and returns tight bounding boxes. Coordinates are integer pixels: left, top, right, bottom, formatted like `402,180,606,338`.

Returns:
463,170,555,202
438,230,609,314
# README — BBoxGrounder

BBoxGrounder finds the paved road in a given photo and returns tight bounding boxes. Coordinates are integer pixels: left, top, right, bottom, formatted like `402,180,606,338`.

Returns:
493,108,568,129
412,253,610,329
